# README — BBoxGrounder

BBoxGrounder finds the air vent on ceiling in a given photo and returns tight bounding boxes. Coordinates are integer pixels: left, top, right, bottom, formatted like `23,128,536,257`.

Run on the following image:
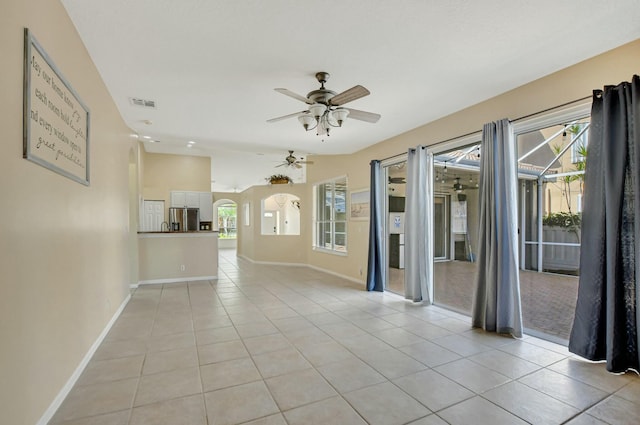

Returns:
129,97,156,108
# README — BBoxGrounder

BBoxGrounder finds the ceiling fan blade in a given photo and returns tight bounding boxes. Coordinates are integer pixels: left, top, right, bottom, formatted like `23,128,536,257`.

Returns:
329,85,370,106
274,88,312,104
294,163,302,169
275,163,287,168
267,111,307,123
344,108,381,123
297,160,314,165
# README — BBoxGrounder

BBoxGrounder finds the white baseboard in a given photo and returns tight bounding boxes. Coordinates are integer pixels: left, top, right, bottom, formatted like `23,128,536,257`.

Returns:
238,254,306,267
238,254,364,285
307,263,365,285
37,293,131,425
137,276,218,285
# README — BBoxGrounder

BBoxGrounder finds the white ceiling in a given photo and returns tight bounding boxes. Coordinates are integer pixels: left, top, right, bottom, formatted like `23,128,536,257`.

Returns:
60,0,640,192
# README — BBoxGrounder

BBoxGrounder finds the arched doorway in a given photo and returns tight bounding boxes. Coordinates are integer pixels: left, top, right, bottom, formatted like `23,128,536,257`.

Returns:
261,193,301,235
213,199,237,250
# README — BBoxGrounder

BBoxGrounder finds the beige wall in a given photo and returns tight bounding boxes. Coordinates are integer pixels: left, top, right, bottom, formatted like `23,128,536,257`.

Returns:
138,234,218,282
142,150,211,222
213,192,241,204
302,155,371,281
237,184,310,264
303,38,640,283
0,1,137,423
357,39,640,164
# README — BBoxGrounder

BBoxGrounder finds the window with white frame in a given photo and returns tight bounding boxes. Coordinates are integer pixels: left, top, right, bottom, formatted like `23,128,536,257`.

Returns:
314,176,347,253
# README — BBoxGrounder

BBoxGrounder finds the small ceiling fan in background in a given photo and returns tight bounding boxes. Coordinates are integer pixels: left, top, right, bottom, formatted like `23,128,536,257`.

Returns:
452,177,478,192
275,150,314,169
267,72,381,136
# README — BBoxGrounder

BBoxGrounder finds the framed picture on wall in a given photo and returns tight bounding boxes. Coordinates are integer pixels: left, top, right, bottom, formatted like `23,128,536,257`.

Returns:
349,189,370,221
23,28,90,185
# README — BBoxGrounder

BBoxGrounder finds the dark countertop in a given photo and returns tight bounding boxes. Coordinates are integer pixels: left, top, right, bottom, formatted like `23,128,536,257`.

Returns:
137,230,219,234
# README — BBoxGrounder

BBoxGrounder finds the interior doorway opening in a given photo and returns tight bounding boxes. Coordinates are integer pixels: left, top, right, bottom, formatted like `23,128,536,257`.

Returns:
213,199,237,250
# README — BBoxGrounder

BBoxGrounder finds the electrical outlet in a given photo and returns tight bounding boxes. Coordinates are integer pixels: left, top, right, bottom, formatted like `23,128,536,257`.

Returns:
180,265,185,272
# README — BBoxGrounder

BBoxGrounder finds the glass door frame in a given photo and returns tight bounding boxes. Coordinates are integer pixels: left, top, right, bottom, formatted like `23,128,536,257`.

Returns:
381,156,407,295
433,193,450,261
513,101,592,274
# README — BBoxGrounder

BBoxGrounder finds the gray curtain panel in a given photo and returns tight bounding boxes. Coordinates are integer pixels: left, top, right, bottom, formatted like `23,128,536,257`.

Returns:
404,146,434,303
472,119,523,337
569,75,640,373
366,160,385,292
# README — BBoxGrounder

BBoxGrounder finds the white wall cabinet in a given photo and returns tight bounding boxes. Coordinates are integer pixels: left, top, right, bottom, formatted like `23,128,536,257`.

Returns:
186,192,200,208
171,191,202,208
199,192,213,221
170,191,186,207
170,191,213,221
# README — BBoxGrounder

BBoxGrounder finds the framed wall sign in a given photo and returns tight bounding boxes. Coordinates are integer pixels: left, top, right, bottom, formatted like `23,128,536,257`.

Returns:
349,188,370,221
23,28,90,185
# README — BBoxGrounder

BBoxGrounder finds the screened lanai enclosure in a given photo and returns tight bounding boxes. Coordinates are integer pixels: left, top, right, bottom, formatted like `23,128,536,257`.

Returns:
384,115,589,343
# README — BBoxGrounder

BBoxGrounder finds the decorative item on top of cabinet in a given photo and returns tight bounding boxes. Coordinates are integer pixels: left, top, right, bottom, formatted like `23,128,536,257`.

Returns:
266,174,293,185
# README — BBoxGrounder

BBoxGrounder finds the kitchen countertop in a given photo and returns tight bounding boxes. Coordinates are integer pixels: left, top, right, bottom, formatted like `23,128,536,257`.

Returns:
137,230,219,238
138,230,218,284
137,230,219,234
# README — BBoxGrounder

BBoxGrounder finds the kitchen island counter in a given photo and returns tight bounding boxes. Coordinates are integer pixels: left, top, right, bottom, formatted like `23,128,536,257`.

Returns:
137,231,218,285
137,230,218,237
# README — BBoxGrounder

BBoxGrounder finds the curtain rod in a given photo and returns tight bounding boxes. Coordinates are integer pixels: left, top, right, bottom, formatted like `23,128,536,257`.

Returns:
377,94,592,162
511,94,592,123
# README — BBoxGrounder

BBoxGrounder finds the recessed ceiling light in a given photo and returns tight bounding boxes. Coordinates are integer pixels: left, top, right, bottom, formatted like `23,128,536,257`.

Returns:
148,139,159,143
142,136,151,139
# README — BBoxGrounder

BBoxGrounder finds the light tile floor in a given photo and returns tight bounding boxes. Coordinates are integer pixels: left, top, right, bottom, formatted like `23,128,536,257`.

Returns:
50,249,640,425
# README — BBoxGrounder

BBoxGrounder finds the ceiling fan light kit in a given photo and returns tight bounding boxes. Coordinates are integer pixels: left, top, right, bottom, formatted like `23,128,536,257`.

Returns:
269,72,380,137
275,150,314,169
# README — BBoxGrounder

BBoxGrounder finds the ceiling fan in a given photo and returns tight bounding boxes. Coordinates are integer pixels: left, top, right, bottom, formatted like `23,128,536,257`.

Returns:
388,176,406,184
452,177,478,192
267,72,381,136
275,150,314,169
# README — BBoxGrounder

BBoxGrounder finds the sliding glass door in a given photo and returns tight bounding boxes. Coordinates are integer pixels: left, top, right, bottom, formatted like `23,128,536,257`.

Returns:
432,147,481,314
384,160,407,296
433,195,448,260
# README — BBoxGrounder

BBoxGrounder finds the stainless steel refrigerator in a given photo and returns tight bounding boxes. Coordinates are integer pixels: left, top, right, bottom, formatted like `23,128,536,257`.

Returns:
169,207,199,231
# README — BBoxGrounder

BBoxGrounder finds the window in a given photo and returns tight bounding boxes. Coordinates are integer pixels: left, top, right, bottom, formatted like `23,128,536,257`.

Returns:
314,176,347,253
